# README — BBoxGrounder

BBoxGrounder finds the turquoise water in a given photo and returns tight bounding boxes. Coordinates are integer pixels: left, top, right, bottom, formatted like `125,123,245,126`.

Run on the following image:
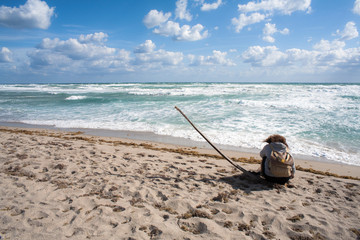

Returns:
0,83,359,166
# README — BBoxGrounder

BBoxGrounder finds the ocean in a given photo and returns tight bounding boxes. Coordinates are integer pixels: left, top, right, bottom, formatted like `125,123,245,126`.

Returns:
0,83,359,166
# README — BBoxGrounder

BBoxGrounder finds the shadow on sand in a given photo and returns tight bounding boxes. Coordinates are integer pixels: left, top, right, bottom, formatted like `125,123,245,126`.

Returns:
218,172,294,194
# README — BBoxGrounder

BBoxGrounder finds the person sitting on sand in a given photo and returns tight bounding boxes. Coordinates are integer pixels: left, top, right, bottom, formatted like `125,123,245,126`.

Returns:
260,134,295,184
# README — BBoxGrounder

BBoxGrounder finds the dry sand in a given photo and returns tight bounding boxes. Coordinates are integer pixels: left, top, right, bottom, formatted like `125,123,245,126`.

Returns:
0,126,359,240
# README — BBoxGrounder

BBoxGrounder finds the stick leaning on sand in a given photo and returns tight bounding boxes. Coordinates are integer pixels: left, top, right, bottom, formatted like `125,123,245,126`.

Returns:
175,106,255,179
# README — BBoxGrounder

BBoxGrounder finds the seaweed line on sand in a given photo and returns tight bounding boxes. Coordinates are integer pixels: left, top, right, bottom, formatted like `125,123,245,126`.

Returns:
1,127,359,181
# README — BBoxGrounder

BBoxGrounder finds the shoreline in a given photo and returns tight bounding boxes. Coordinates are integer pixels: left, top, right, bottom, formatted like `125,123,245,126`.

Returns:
0,120,351,164
1,124,359,179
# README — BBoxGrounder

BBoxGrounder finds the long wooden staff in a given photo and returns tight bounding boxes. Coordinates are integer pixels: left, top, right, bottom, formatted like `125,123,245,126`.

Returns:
175,106,254,177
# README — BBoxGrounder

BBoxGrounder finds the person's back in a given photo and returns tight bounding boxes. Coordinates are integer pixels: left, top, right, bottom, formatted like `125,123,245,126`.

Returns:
260,135,295,184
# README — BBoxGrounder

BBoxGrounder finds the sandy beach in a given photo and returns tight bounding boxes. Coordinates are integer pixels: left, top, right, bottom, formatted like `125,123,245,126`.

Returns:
0,126,359,239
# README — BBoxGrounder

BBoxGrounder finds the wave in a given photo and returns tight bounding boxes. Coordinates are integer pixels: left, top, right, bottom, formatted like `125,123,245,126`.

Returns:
1,83,359,166
1,83,359,98
65,95,87,100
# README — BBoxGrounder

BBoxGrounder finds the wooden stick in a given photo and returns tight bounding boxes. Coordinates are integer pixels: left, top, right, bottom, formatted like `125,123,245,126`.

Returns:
175,106,254,178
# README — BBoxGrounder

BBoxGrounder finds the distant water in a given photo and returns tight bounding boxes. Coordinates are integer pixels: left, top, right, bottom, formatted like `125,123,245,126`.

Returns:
0,83,359,166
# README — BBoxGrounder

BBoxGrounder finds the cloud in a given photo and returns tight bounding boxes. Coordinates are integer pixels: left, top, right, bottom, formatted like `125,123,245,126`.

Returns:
143,10,171,28
354,0,360,15
232,13,266,33
313,40,345,51
0,47,12,62
134,40,156,53
28,32,131,72
153,21,208,41
28,49,71,69
144,7,207,41
335,21,358,41
133,40,183,66
175,0,192,21
262,23,289,42
0,0,54,29
242,39,360,72
78,32,108,44
201,0,222,11
27,36,186,73
237,0,311,15
37,34,115,60
242,46,287,66
189,50,235,66
89,49,131,71
242,20,360,74
232,0,311,33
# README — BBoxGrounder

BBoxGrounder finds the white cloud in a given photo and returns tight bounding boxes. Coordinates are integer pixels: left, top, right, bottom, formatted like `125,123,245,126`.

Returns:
177,24,208,41
0,0,54,29
89,49,132,71
26,33,189,74
313,40,345,51
262,23,276,42
263,23,277,36
143,10,171,28
28,33,131,72
242,46,287,66
78,32,108,44
28,36,186,73
262,23,289,42
28,49,72,70
262,35,275,43
189,50,235,66
144,3,209,42
175,0,192,21
0,47,12,62
38,37,115,60
280,28,289,35
242,22,360,74
238,0,311,15
134,40,156,53
232,13,266,33
153,21,208,41
335,21,358,41
201,0,222,11
133,40,183,66
353,0,360,15
242,39,360,72
232,0,310,33
153,21,180,37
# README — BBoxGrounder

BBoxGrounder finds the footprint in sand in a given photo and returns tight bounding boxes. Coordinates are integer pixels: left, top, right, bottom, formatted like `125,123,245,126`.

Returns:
179,220,208,235
157,191,168,201
139,225,163,238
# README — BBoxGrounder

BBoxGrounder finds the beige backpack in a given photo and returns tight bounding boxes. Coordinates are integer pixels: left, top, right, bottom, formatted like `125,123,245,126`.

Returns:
268,145,294,177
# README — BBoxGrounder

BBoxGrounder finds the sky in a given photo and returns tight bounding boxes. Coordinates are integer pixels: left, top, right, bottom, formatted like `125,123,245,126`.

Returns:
0,0,360,83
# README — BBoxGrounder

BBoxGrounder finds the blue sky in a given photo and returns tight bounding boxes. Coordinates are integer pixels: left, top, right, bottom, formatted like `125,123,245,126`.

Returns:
0,0,359,83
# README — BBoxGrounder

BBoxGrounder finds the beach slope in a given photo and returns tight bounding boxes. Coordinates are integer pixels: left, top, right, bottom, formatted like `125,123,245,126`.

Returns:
0,127,359,239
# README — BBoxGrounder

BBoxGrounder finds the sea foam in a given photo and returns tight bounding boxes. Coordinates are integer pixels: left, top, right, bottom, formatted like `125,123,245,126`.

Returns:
1,83,359,166
65,96,87,100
